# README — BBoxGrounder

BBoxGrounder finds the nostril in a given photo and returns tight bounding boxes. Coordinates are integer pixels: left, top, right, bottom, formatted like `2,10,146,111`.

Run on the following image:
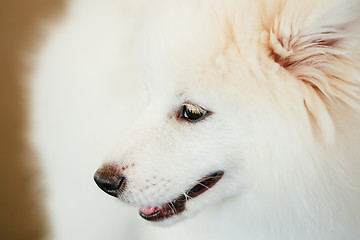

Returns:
94,169,126,197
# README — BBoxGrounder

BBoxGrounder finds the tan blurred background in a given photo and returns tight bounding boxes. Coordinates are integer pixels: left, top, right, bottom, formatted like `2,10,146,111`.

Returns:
0,1,64,239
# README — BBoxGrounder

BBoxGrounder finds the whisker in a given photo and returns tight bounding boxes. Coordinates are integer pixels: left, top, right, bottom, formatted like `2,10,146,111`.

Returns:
197,182,211,190
167,202,177,214
183,191,192,201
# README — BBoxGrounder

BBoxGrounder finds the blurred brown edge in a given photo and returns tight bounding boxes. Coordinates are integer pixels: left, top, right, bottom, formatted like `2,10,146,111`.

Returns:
0,1,66,239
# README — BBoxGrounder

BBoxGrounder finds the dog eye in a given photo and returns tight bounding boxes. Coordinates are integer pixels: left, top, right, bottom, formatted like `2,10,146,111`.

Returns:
180,103,208,122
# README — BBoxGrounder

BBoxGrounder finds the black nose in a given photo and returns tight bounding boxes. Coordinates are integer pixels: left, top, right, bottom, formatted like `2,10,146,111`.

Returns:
94,165,126,197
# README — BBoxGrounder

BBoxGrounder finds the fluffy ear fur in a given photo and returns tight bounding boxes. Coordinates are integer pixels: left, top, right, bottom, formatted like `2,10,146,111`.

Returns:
268,0,360,109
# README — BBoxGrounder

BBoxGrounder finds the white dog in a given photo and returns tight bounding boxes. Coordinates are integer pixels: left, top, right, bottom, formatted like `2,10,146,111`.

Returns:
31,0,360,239
94,0,360,239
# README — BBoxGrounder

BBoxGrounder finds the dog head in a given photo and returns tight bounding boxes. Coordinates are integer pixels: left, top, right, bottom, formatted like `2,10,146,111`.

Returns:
94,0,360,225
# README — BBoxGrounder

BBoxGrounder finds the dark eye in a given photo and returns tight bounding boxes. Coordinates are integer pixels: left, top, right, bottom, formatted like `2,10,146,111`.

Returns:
180,103,208,122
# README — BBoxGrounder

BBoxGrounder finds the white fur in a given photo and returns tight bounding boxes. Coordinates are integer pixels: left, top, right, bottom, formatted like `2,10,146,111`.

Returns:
31,0,360,239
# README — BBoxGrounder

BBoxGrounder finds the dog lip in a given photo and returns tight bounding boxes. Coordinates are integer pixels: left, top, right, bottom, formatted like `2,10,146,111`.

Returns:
139,195,186,221
139,170,224,222
186,170,224,198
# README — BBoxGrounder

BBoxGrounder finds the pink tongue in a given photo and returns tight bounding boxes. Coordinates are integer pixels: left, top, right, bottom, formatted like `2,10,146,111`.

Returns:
139,206,160,215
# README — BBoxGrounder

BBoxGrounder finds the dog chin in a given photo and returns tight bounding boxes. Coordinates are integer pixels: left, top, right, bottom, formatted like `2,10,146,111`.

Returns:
149,213,188,226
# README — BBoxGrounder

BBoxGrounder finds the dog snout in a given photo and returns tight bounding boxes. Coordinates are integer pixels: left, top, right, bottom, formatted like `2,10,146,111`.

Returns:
94,165,126,197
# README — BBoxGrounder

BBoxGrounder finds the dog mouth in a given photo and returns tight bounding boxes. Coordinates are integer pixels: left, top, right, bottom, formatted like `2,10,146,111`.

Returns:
138,170,224,222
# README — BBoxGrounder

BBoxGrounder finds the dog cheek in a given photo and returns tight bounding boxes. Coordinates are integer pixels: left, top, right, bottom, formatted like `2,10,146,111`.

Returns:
122,172,177,205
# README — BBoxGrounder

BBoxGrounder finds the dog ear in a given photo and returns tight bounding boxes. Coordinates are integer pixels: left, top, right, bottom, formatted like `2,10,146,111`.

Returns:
268,0,360,107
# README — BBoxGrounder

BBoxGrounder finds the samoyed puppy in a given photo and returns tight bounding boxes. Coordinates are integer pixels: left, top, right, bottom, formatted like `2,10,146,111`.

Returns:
32,0,360,240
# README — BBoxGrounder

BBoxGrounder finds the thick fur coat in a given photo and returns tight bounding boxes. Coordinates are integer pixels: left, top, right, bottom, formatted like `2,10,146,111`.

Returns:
32,0,360,239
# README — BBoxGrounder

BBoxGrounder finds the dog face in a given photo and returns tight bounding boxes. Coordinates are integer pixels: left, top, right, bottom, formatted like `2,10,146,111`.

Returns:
94,63,251,223
95,0,360,226
94,1,260,224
